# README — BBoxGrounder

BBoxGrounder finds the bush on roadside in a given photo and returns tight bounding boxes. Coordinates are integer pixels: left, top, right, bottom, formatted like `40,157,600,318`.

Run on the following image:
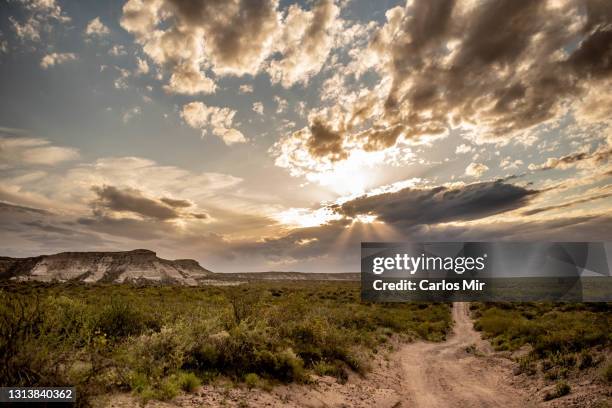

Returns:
544,381,571,401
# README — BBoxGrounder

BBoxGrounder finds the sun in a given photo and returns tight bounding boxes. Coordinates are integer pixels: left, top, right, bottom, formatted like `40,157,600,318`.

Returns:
353,214,378,224
308,159,374,196
275,207,342,228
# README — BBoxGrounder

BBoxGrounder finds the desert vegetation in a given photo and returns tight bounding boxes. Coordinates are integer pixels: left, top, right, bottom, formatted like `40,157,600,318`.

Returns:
0,281,451,406
471,302,612,400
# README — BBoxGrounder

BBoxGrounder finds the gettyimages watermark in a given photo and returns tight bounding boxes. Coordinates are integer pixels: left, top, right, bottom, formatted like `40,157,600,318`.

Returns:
361,242,612,302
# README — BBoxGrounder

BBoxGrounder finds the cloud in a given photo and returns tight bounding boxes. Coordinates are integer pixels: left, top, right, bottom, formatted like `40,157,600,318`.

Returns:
252,102,264,115
270,0,612,174
332,181,536,227
40,52,77,69
113,66,131,89
528,146,611,171
9,16,40,42
0,201,49,215
270,121,417,194
455,144,472,154
267,0,340,88
91,185,210,227
122,106,141,123
0,32,7,54
163,63,216,95
85,17,110,37
220,207,612,271
92,185,182,220
575,78,612,123
135,57,149,75
160,197,192,208
181,102,247,145
522,192,612,216
9,0,70,43
274,96,288,114
0,137,80,166
500,157,523,170
239,84,254,93
120,0,280,94
120,0,346,94
109,45,127,56
1,153,244,217
465,162,489,177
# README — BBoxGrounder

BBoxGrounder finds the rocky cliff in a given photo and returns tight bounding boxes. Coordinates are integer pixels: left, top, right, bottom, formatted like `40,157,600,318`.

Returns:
0,249,213,285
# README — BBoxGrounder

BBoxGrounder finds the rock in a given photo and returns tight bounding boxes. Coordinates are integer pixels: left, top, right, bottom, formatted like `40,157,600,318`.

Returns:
0,249,213,285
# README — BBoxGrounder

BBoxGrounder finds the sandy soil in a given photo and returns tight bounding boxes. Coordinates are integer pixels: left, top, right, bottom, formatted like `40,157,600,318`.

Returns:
394,302,531,408
98,303,607,408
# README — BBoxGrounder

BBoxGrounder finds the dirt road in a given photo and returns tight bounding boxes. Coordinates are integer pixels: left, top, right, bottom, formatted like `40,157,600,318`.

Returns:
101,303,532,408
395,302,531,408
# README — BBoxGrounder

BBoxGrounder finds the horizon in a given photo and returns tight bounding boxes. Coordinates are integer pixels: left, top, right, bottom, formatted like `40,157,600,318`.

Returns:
1,0,611,272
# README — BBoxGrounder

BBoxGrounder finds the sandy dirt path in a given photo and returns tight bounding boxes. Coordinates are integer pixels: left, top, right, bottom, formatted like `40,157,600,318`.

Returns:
394,302,531,408
100,303,533,408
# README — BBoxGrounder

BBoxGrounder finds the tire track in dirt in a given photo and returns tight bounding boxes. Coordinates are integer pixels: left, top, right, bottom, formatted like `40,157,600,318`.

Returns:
395,302,532,408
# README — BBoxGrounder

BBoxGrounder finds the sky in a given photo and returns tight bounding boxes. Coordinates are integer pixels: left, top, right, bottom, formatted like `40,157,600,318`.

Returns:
0,0,611,272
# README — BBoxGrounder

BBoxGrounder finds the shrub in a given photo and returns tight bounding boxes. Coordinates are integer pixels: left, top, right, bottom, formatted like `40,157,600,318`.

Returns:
474,303,611,358
517,355,537,376
313,360,342,377
158,376,180,400
602,363,612,383
177,371,201,393
244,373,259,389
578,351,594,370
544,367,568,381
93,298,146,340
226,288,261,325
544,381,571,401
125,325,190,379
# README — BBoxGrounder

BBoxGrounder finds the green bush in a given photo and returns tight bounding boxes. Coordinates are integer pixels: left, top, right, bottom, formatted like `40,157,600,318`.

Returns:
125,325,190,379
473,303,610,356
544,381,571,401
473,302,610,393
177,371,201,393
93,298,148,340
244,373,259,389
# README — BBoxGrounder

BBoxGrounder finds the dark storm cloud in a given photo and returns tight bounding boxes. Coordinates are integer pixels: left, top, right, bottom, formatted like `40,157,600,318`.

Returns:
332,181,537,226
160,197,192,208
0,201,50,215
91,185,211,222
521,193,612,216
92,185,180,220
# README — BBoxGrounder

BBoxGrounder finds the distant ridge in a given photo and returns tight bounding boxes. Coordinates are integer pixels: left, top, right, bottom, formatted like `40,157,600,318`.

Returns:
0,249,212,285
215,271,360,281
0,250,359,284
